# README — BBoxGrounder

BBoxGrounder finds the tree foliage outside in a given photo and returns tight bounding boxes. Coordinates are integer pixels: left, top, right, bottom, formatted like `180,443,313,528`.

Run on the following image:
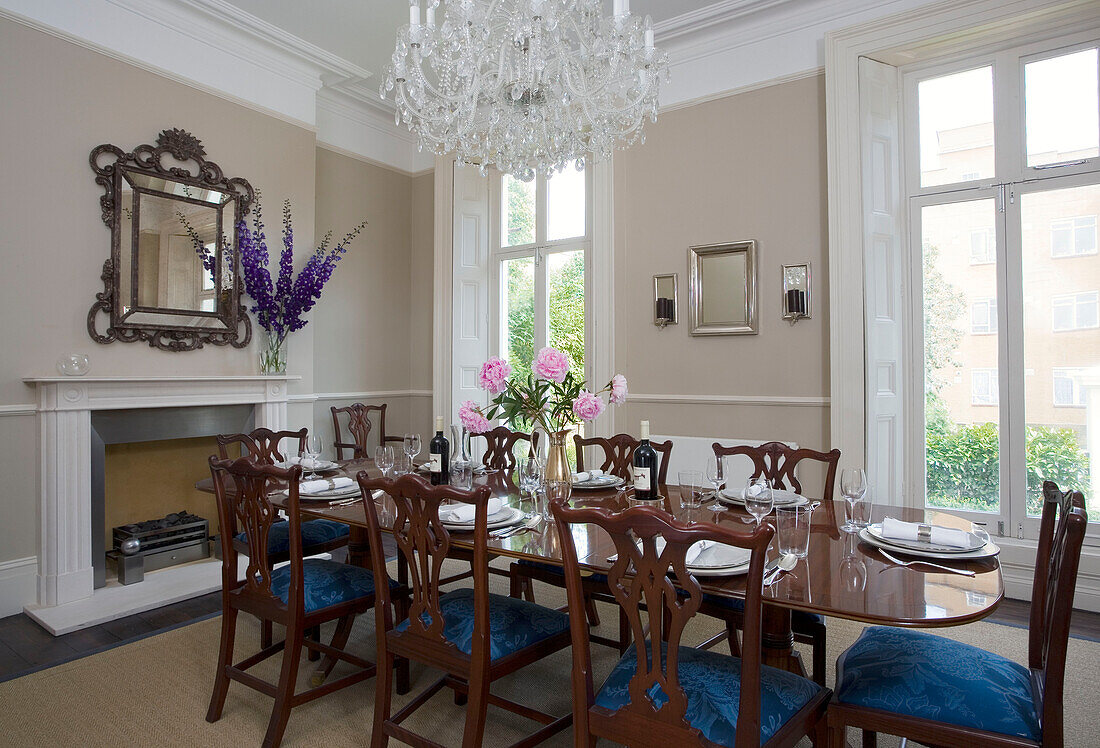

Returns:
922,242,1090,512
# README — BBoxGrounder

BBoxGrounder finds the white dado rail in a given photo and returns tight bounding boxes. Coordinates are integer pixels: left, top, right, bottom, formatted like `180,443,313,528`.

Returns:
23,375,296,626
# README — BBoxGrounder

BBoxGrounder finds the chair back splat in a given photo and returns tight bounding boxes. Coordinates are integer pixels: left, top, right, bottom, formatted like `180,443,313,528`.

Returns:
210,456,302,605
332,403,402,459
552,501,780,747
217,428,307,465
712,441,840,500
1030,481,1088,746
575,433,674,484
474,426,539,470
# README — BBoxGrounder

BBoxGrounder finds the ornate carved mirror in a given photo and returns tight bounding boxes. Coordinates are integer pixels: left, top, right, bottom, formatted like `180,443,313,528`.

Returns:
88,129,254,350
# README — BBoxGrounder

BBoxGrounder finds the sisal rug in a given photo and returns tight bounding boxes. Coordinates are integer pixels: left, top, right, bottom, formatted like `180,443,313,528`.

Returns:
1,560,1097,748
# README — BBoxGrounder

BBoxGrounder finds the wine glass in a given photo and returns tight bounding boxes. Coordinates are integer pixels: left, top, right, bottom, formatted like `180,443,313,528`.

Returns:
705,455,727,513
520,456,543,501
374,445,394,477
403,433,421,471
743,476,774,527
839,467,868,533
304,434,324,481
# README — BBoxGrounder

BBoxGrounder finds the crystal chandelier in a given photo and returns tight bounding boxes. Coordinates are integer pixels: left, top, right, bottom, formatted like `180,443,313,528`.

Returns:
381,0,669,180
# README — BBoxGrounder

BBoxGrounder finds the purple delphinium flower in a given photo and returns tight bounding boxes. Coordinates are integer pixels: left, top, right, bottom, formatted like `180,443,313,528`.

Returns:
176,211,217,274
235,195,365,340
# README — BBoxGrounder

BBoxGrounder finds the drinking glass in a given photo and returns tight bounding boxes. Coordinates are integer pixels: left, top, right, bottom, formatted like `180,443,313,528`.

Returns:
403,433,421,470
775,504,813,558
546,479,572,508
839,532,867,592
392,452,411,476
677,470,704,524
303,434,324,481
705,455,727,513
839,467,868,533
847,485,874,529
450,461,473,490
743,476,774,526
374,445,395,476
520,456,542,499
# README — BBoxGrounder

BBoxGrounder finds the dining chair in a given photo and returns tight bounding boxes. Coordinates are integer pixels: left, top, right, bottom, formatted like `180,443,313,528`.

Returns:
575,432,674,484
508,432,675,651
206,456,392,748
331,402,403,460
472,425,538,470
827,481,1088,748
216,428,352,652
701,440,841,685
551,499,830,747
356,472,573,748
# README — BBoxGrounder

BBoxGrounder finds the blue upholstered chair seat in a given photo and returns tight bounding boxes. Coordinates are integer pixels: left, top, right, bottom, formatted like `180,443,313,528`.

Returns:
594,641,822,744
700,593,825,628
395,587,569,661
269,558,392,614
835,626,1040,741
236,519,349,556
517,558,608,584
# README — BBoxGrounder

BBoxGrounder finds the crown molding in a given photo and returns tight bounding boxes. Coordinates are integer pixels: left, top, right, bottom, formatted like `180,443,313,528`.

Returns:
653,0,941,108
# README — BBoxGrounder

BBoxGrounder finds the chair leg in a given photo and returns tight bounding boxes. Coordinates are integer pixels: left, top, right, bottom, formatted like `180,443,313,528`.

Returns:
461,670,490,748
812,626,827,687
312,615,356,684
725,619,741,657
307,625,321,662
862,730,877,748
261,618,274,650
263,623,303,748
828,725,847,748
521,577,535,603
371,652,394,748
509,567,521,598
584,594,601,627
206,605,238,723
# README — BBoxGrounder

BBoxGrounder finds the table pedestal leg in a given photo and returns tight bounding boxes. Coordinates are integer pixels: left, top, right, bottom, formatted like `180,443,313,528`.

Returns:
346,527,372,569
761,604,806,678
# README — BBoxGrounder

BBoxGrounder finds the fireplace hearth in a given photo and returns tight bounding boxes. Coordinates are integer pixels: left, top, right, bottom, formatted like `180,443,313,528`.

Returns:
108,511,210,585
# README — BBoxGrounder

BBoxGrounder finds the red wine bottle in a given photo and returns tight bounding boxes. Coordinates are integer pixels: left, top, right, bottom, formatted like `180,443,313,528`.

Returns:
429,416,449,485
632,420,658,501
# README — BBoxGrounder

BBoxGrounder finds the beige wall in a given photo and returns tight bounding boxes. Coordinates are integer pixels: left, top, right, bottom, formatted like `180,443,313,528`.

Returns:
409,172,436,436
613,74,830,452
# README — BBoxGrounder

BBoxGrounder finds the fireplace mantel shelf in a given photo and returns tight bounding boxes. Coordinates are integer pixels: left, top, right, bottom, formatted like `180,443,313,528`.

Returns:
24,374,301,383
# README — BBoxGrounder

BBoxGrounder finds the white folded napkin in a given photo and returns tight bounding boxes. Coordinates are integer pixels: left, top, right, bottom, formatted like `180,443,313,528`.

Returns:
439,498,503,524
299,477,355,495
881,517,972,548
573,469,605,482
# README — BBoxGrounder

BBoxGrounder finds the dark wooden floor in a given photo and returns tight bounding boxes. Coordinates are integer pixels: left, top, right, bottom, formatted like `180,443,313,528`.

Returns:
2,588,1097,683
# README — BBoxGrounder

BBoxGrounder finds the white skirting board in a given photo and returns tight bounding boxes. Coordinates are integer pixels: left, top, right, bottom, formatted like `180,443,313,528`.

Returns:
0,556,37,618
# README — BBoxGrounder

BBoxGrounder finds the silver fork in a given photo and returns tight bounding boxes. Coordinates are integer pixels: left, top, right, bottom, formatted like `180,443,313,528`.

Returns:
492,514,542,539
878,548,975,577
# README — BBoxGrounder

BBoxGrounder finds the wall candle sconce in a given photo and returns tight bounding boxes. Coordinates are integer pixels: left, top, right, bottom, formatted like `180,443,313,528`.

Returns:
653,273,678,328
782,263,811,324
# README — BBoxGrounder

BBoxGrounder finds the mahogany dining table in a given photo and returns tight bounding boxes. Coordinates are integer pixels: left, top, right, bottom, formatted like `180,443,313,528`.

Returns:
197,458,1004,679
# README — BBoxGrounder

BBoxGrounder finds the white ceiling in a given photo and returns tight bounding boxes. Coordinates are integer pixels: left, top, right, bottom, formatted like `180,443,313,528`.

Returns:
223,0,724,78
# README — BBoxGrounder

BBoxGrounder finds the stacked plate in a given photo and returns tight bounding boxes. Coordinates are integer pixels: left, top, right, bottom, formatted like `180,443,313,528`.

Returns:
439,505,525,532
718,487,808,508
859,522,1000,560
572,474,625,490
281,483,361,502
685,541,752,577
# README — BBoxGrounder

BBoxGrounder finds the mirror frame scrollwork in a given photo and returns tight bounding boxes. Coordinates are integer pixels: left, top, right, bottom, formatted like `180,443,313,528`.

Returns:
87,128,254,351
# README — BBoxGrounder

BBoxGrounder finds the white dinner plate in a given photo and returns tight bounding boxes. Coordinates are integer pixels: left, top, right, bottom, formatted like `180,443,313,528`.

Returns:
866,522,986,554
859,526,1000,561
440,505,524,531
718,487,808,507
277,459,340,473
573,475,625,490
686,542,752,577
280,485,361,501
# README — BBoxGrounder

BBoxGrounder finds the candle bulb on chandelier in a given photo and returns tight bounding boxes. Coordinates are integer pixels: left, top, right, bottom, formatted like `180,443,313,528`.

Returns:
426,5,435,28
409,2,421,28
645,28,654,49
613,0,628,17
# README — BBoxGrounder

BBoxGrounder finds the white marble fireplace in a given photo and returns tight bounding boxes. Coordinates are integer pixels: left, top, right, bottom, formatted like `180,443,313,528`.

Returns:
22,375,296,634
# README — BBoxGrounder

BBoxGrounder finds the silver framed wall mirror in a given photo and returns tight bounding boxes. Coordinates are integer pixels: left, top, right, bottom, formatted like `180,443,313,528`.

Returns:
688,240,758,336
653,273,678,327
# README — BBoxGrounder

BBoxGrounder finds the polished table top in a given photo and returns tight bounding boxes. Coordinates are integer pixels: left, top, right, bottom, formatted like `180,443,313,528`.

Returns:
198,459,1004,628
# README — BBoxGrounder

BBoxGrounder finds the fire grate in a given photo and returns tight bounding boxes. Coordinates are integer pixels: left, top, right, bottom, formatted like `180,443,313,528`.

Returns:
107,510,210,585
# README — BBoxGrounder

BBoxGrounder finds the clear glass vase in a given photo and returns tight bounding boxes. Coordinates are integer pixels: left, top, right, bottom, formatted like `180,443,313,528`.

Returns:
259,332,287,375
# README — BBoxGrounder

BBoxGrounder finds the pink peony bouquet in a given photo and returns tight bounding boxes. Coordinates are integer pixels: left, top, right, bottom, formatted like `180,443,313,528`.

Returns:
463,346,626,434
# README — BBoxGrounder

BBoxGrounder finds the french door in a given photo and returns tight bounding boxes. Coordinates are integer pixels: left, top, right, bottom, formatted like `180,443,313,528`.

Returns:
906,39,1100,541
490,167,592,389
